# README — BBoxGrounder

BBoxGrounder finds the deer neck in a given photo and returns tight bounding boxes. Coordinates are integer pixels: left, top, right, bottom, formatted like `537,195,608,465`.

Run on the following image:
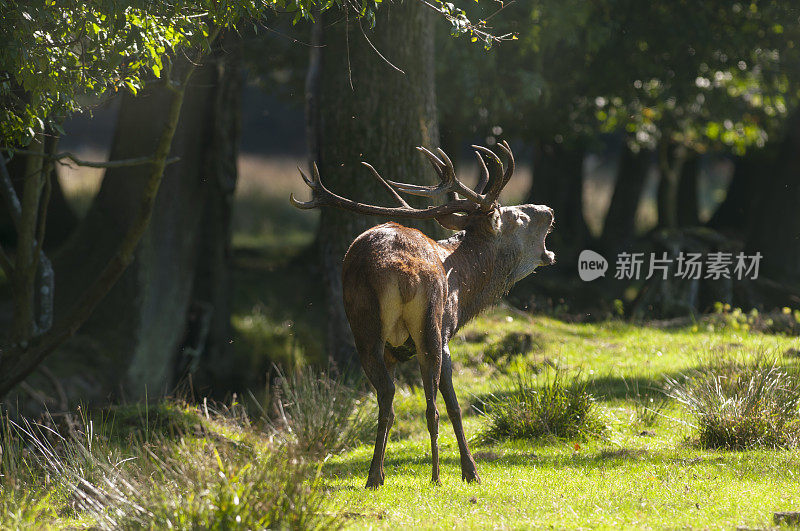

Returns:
438,228,518,328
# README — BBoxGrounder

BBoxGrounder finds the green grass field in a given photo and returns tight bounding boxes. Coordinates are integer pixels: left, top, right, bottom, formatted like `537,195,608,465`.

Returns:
320,310,800,529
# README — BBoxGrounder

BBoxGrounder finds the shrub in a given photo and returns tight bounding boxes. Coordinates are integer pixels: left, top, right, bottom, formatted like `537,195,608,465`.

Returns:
475,370,606,444
666,356,800,449
268,367,375,457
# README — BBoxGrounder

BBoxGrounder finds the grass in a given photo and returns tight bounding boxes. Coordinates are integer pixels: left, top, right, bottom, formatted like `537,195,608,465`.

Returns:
667,355,800,449
475,370,606,443
7,311,799,528
0,400,339,529
320,310,800,529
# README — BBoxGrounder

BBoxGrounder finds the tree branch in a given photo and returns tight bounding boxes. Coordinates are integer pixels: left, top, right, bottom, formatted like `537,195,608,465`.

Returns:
0,242,13,279
0,58,197,397
11,132,45,344
2,149,180,169
0,155,23,226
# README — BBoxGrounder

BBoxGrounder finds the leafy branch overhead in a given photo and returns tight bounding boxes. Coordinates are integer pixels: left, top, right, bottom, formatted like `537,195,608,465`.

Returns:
0,0,506,149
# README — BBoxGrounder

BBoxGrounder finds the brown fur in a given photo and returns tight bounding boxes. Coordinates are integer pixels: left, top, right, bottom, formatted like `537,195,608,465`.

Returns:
342,204,554,488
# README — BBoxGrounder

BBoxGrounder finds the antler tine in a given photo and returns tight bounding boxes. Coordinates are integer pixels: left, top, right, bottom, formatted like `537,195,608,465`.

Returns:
495,140,515,190
290,164,323,209
473,150,490,195
416,146,446,179
361,161,412,208
297,165,315,187
471,145,504,204
383,146,451,198
430,146,486,204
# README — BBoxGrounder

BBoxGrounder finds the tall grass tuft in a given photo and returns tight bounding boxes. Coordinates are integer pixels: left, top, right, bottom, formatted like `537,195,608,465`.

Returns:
475,370,606,444
667,356,800,449
1,402,339,530
268,367,375,457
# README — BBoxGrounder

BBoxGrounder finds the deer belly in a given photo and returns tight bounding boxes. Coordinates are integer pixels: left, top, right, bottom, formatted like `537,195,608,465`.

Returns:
379,280,426,348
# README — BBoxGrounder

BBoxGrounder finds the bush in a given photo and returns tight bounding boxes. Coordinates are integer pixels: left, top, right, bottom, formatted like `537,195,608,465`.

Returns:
666,356,800,449
267,367,375,457
475,370,606,444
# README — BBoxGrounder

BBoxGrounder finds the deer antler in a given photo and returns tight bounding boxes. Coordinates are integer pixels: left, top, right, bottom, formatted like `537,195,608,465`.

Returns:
472,140,515,208
290,143,516,219
289,160,481,219
384,141,515,211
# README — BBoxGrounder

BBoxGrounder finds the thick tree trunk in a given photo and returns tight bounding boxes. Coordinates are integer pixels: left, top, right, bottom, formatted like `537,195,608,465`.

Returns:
527,140,587,261
314,3,442,369
745,111,800,285
50,55,233,400
601,144,650,251
677,151,700,227
184,39,243,391
707,152,765,234
656,141,686,230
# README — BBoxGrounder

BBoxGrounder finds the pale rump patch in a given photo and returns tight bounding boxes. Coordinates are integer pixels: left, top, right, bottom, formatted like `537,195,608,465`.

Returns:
379,276,427,348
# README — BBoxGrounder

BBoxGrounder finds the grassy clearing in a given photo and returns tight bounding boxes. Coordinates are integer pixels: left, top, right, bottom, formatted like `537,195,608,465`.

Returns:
322,310,800,529
3,315,800,528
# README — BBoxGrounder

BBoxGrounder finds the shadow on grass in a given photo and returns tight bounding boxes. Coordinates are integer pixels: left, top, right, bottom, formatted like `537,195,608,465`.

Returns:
322,445,746,483
469,373,678,413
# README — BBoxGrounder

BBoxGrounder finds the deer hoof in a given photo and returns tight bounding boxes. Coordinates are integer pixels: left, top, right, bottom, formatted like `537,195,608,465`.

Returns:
463,470,481,484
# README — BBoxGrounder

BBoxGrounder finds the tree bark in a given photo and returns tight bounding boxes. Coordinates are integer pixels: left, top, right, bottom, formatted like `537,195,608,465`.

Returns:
601,144,650,251
707,152,764,234
745,110,800,285
48,57,224,400
314,2,442,369
677,151,700,227
187,37,243,391
656,141,693,231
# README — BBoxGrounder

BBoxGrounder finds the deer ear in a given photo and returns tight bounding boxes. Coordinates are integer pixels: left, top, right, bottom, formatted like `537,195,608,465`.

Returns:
435,213,469,231
490,208,503,233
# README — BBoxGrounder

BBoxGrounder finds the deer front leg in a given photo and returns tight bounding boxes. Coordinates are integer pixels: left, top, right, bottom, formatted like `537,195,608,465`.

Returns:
439,344,480,483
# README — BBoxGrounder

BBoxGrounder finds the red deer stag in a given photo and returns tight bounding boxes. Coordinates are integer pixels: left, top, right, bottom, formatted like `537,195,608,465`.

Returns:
291,141,554,488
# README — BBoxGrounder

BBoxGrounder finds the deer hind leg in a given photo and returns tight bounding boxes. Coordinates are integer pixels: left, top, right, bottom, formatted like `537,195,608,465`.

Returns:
440,344,480,483
414,302,444,485
347,293,395,489
361,350,395,489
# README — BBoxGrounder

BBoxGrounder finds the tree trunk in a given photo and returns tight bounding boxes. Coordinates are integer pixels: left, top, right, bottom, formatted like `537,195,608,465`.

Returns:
707,152,765,234
50,54,233,400
527,140,588,260
745,110,800,285
314,3,442,369
601,144,649,251
184,37,243,392
656,141,688,230
677,151,700,227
